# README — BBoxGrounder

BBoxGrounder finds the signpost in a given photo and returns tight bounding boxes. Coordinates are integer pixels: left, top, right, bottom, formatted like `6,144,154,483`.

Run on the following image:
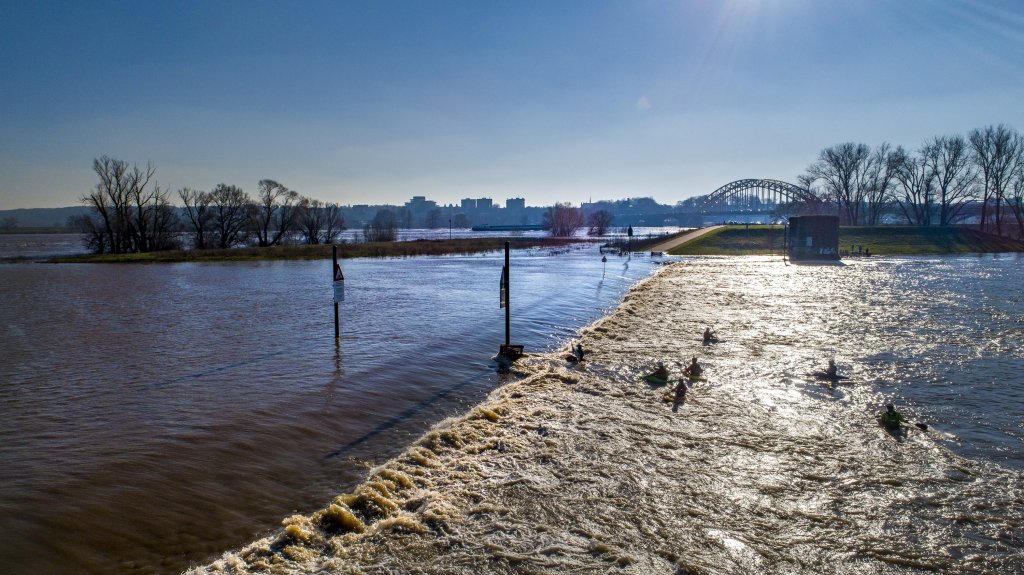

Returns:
498,241,522,361
332,245,344,341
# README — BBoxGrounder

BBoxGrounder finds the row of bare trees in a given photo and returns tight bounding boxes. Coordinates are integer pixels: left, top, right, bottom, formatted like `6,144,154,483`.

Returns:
75,156,346,253
73,156,180,254
178,179,345,250
803,124,1024,237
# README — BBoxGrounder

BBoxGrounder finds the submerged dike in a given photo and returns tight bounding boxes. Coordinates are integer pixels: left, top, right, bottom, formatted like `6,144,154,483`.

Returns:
189,261,1023,575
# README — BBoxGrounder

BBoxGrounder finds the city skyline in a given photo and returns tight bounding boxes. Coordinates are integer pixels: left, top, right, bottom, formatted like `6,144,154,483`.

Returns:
2,0,1023,210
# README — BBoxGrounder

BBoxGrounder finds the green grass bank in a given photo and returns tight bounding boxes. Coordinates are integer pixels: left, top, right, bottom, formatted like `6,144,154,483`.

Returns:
667,225,1024,256
49,237,582,264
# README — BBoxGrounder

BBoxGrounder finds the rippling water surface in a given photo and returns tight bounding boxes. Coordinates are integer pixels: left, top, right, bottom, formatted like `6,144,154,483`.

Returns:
0,245,658,575
190,253,1024,575
3,252,1023,575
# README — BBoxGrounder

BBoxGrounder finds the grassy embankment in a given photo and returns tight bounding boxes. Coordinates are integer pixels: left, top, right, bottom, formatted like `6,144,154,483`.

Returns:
48,237,584,263
668,225,1024,256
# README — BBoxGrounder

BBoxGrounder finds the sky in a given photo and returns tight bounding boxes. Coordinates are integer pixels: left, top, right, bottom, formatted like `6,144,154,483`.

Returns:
1,0,1023,210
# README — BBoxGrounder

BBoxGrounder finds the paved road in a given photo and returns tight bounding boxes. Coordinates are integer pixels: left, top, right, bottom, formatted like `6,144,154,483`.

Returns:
648,225,724,253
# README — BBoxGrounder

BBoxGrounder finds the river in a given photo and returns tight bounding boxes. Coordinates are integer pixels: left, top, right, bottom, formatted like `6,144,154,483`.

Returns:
0,244,661,575
2,252,1022,574
191,253,1023,575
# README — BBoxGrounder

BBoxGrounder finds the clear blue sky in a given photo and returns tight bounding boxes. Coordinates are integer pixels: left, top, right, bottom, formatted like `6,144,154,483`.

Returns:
1,0,1022,209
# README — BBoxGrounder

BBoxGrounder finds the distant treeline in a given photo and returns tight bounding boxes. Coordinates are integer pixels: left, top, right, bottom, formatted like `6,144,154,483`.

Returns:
775,124,1024,239
67,156,350,254
65,156,633,255
52,123,1024,253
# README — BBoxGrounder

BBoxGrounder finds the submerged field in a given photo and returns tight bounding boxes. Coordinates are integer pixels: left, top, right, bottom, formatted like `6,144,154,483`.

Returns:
189,258,1024,575
667,225,1023,256
47,237,582,263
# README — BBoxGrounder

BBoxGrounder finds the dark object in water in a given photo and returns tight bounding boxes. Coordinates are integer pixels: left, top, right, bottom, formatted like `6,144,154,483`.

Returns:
671,380,688,412
499,344,523,361
811,371,849,381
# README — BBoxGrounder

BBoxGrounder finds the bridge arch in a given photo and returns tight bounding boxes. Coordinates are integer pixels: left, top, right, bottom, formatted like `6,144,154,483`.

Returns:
697,179,818,212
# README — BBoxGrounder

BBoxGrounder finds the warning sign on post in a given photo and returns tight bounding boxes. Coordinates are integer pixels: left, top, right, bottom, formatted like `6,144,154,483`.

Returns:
333,263,345,303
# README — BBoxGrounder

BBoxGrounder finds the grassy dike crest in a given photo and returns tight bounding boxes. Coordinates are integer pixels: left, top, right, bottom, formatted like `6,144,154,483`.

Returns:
666,225,1024,256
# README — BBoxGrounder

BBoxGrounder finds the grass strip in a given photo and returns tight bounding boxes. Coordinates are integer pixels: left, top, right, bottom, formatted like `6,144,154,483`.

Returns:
667,225,1023,256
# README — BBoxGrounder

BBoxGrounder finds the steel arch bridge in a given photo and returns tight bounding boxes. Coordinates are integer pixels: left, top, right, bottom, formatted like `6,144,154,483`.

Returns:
697,179,818,212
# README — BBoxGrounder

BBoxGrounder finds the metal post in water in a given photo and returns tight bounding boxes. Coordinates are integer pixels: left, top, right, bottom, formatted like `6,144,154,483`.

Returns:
333,245,340,341
504,241,510,347
498,240,522,362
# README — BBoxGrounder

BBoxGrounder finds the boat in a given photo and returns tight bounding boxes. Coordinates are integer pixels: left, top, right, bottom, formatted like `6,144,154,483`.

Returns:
642,374,669,385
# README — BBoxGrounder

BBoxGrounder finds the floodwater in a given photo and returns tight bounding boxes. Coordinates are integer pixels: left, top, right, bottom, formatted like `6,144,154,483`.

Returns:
0,233,89,259
189,254,1023,575
0,245,660,575
0,226,679,261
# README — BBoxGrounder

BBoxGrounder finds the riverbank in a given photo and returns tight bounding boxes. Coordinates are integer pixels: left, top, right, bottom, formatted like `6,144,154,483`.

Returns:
46,237,582,263
189,260,1021,575
668,225,1023,255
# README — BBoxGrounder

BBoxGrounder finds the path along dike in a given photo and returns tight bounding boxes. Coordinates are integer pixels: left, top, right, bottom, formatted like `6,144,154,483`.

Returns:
648,225,724,253
189,260,1020,575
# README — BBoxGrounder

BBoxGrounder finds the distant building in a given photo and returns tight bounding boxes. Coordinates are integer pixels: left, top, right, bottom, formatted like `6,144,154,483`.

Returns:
476,198,493,210
461,198,476,211
505,197,525,210
404,196,437,210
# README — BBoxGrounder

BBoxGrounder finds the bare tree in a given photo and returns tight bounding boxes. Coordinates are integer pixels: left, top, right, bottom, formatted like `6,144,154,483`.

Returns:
297,198,347,244
791,174,831,216
251,179,300,246
81,156,175,253
1008,156,1024,239
149,191,181,251
126,163,157,252
179,187,213,249
807,142,873,224
209,183,251,249
321,202,345,244
586,209,614,236
364,209,397,242
970,125,1021,234
69,213,107,253
544,203,585,237
298,197,323,244
922,135,977,226
890,146,934,226
863,143,899,225
83,156,130,253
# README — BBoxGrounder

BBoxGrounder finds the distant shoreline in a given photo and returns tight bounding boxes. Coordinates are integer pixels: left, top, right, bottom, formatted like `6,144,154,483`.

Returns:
45,237,591,263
